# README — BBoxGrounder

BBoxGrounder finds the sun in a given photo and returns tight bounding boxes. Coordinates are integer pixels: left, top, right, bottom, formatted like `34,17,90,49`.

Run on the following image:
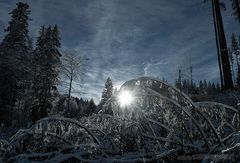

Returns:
118,90,134,107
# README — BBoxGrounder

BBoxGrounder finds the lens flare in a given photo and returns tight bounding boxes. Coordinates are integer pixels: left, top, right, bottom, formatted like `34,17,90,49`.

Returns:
118,90,134,107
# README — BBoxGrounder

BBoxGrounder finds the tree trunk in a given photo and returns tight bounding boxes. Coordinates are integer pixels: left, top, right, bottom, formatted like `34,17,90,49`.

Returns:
67,74,73,112
214,0,234,90
212,0,224,89
231,59,236,85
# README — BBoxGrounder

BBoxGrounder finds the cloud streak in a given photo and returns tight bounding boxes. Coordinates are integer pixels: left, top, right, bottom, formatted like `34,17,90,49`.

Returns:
0,0,239,103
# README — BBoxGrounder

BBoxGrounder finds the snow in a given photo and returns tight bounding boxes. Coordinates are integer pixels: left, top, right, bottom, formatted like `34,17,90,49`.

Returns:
1,77,240,162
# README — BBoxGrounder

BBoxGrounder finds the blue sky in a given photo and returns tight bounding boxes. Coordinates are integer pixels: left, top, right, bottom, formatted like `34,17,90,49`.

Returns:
0,0,239,103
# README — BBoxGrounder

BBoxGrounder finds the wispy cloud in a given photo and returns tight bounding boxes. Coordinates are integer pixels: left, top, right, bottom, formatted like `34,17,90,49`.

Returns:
143,61,168,76
0,0,238,103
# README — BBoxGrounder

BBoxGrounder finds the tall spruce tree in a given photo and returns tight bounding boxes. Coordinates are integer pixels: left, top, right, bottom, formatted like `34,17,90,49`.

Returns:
0,2,32,122
31,26,46,123
31,25,61,123
99,77,113,109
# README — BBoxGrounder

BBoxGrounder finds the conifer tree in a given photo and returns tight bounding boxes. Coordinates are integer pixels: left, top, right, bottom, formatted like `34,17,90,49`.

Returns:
237,69,240,88
182,79,189,94
212,83,217,94
216,82,221,92
203,80,208,94
199,80,204,94
85,99,96,115
191,82,197,94
231,0,240,23
175,79,181,90
0,2,32,115
231,33,240,68
99,77,113,109
207,82,212,94
31,25,61,123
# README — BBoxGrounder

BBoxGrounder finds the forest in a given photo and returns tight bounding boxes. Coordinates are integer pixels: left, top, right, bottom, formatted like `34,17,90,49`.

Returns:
0,0,240,162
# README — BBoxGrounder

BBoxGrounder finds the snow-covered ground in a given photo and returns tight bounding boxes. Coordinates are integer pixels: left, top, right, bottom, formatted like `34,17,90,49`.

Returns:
1,77,240,162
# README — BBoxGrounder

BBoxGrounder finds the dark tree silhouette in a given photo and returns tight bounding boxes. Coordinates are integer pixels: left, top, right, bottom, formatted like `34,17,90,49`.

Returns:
231,0,240,23
206,0,234,90
61,50,87,111
0,2,32,124
31,26,61,123
231,33,240,68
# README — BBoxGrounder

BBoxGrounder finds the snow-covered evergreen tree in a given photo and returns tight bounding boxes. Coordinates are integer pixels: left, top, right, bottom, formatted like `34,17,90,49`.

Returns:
99,77,113,110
